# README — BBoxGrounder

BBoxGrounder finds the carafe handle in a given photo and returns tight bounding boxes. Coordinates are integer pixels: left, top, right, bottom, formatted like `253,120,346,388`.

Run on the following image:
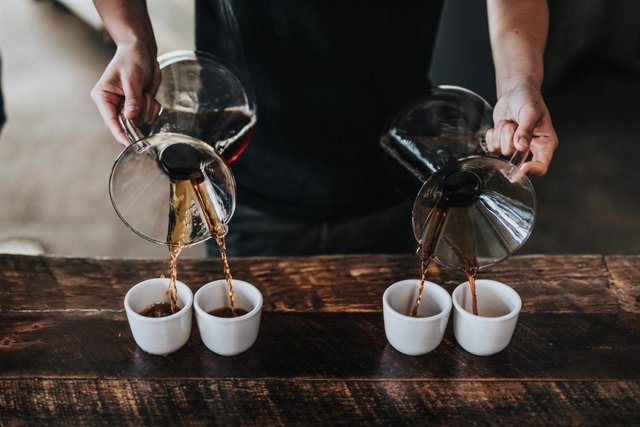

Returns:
506,145,531,182
508,147,530,169
118,112,146,144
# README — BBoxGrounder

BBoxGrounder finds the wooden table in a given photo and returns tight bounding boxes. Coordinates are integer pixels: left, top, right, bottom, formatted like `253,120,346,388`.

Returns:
1,254,639,424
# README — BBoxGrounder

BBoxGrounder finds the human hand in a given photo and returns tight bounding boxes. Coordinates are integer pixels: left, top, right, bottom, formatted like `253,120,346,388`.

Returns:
91,42,161,146
485,82,558,176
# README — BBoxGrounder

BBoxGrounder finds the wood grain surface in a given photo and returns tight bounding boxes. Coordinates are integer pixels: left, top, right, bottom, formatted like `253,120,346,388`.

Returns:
0,254,636,313
1,312,639,380
1,379,638,426
1,254,639,424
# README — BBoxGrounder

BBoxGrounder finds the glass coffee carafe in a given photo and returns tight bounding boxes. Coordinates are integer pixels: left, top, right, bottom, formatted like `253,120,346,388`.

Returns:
381,85,536,270
110,50,256,246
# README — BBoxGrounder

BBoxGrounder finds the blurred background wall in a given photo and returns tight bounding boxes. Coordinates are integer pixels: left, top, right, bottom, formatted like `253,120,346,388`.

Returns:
0,0,637,258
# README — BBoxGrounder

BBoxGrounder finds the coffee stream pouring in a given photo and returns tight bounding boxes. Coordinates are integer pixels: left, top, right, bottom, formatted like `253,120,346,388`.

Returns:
381,86,536,270
109,50,256,246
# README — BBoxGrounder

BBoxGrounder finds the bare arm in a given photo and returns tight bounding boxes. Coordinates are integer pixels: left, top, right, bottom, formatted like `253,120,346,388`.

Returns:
94,0,156,49
91,0,160,145
485,0,558,176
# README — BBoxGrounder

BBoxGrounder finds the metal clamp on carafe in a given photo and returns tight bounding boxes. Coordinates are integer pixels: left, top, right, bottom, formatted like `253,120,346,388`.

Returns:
109,50,257,247
381,86,536,270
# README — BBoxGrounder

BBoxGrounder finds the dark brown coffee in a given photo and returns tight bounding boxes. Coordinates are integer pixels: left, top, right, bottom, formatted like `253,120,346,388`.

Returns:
165,178,191,313
411,204,448,317
152,108,256,164
410,171,484,317
465,266,479,316
192,179,238,316
208,307,249,318
410,256,432,317
163,138,240,317
444,207,480,316
139,302,180,318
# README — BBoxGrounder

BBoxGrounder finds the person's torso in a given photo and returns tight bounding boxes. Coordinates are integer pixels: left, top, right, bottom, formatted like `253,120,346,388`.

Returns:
196,0,443,219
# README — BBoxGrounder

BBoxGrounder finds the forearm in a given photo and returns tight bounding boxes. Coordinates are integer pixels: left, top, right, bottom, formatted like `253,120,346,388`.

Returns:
487,0,548,97
93,0,157,54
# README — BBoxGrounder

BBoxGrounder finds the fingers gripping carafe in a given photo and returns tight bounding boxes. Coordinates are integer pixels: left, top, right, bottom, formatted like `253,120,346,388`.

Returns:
109,51,256,247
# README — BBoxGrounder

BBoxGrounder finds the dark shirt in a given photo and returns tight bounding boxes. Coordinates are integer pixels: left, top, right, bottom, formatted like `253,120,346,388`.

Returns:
196,0,443,219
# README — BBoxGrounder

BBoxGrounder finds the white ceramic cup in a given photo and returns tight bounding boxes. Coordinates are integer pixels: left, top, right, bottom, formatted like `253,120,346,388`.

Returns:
452,279,522,356
383,279,452,356
194,279,263,356
124,278,193,355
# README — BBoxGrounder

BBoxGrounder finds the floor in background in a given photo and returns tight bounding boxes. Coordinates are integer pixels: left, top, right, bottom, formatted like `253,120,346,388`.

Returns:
0,1,637,258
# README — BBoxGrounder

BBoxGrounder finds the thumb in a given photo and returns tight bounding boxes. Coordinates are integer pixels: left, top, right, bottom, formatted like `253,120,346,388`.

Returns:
514,104,542,151
121,72,143,121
